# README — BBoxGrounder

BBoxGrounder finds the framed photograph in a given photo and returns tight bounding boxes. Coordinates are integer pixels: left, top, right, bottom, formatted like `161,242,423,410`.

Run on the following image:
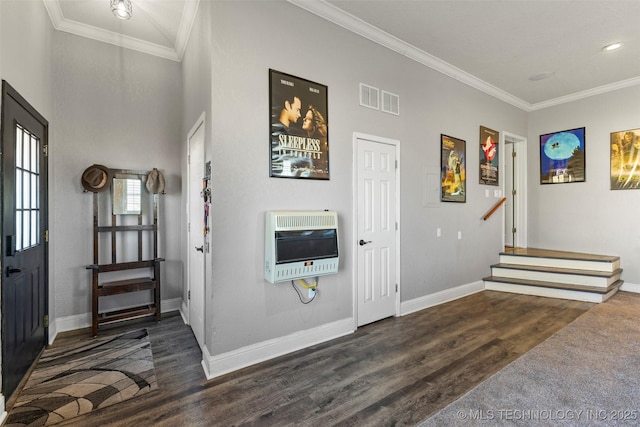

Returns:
610,128,640,189
479,126,499,186
539,127,585,184
441,134,466,202
269,69,329,179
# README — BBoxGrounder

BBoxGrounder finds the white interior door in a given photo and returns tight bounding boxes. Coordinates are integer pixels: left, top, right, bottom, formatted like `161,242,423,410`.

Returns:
356,135,398,327
504,142,515,247
502,132,528,249
188,116,206,348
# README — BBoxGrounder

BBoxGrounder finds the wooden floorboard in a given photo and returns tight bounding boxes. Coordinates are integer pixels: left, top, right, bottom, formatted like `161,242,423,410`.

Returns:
30,290,594,426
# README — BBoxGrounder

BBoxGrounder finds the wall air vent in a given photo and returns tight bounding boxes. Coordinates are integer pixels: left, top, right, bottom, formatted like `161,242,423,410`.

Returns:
360,83,379,110
381,90,400,115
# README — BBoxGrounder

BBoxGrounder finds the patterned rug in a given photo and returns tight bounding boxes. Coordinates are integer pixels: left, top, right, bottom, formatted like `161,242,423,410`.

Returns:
6,329,158,426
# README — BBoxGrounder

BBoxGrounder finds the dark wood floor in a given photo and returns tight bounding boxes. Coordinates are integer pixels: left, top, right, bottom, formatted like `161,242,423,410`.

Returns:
33,291,593,426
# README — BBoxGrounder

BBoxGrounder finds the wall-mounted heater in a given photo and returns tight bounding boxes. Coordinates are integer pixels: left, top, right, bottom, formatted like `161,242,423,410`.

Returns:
265,210,339,283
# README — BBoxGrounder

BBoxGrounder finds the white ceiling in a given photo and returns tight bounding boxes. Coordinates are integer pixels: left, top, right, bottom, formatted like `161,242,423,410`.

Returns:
43,0,640,111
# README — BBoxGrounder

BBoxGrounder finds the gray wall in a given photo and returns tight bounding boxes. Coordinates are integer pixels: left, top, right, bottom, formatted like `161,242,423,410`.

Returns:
51,31,184,318
528,85,640,284
0,0,55,409
201,1,527,355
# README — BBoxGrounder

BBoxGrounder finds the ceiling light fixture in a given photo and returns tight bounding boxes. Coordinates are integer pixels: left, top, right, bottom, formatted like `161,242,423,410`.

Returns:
603,42,622,51
111,0,132,20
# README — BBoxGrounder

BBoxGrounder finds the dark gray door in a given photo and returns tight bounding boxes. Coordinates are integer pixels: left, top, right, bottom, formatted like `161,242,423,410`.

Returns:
1,81,49,399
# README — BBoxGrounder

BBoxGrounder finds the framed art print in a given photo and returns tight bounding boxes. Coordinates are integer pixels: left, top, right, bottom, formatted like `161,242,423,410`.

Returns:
610,128,640,189
441,134,466,202
540,127,585,184
269,69,329,180
479,126,499,186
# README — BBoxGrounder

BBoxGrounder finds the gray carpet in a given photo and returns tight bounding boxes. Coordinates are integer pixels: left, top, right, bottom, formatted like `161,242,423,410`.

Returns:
420,291,640,426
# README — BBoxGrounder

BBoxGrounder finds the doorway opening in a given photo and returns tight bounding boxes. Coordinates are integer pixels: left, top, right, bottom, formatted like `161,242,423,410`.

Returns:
502,131,527,250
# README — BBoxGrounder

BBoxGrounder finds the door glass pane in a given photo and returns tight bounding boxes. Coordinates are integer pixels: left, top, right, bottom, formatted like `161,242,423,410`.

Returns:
15,169,22,210
14,123,40,252
31,135,38,172
16,126,23,168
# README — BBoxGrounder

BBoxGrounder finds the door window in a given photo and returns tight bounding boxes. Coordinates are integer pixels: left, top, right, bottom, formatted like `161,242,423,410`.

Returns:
15,123,40,252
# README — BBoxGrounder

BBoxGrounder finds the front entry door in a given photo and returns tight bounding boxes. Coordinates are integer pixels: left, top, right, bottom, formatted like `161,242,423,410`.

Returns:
356,136,398,327
1,81,49,399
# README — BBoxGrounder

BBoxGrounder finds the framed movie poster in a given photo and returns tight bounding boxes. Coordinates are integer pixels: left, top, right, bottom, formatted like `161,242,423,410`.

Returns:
540,127,585,184
479,126,499,186
269,69,329,179
441,134,466,202
610,128,640,190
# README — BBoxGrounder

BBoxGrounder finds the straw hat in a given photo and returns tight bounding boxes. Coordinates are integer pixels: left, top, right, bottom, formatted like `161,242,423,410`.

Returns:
146,168,165,194
81,164,111,193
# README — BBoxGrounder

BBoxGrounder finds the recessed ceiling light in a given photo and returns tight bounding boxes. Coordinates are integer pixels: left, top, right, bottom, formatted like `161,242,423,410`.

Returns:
529,71,555,81
603,42,622,51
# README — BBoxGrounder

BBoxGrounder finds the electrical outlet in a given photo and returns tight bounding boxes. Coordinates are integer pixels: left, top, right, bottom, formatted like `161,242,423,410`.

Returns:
308,288,316,299
437,228,441,237
458,231,462,240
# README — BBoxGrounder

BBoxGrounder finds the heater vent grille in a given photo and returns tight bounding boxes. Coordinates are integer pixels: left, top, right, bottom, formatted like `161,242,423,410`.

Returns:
275,212,337,230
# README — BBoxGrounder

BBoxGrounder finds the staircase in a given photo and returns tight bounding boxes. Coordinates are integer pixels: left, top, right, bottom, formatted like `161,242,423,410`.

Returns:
483,248,623,303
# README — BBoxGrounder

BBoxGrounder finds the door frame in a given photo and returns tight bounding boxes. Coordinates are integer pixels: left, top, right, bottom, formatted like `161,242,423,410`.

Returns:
186,112,206,347
501,131,528,249
352,132,400,329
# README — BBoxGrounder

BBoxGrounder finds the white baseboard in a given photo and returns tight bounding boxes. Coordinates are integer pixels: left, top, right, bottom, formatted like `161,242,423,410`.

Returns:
179,300,189,325
400,280,484,316
0,394,6,425
620,282,640,293
49,297,183,343
201,318,354,380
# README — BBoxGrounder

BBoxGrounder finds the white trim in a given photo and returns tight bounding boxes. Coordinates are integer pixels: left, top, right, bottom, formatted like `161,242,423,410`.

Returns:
186,112,206,349
501,131,528,249
352,132,401,328
529,76,640,111
400,281,484,316
49,297,183,342
485,281,617,303
287,0,529,111
287,0,640,112
0,395,6,426
42,0,201,62
174,0,200,61
620,282,640,293
201,318,354,379
180,299,189,325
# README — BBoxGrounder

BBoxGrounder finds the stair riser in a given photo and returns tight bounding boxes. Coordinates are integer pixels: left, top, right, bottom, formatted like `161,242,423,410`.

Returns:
499,255,619,272
484,281,616,303
490,267,619,288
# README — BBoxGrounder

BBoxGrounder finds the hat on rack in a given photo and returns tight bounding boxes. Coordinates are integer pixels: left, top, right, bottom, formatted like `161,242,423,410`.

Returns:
146,168,165,194
81,164,112,193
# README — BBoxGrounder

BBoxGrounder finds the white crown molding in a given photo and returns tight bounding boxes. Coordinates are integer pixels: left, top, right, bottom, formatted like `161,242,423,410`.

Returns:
288,0,640,112
42,0,194,62
529,76,640,111
287,0,532,111
175,0,200,61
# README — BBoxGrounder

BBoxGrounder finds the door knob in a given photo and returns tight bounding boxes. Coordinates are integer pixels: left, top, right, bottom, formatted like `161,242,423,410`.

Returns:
359,239,372,246
195,246,204,252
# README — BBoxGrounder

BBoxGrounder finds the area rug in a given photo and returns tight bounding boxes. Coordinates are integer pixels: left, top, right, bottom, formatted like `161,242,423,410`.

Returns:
6,328,158,426
419,291,640,426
